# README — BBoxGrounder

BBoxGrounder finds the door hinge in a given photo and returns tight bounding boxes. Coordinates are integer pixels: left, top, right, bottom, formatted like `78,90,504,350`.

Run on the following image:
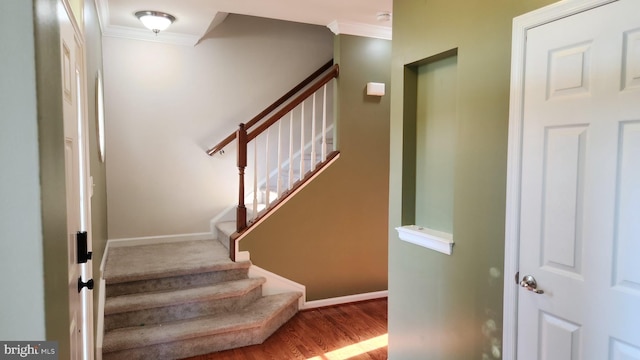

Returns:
76,231,92,264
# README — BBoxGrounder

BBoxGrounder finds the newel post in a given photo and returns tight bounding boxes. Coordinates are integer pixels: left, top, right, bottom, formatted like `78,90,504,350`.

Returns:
236,123,248,234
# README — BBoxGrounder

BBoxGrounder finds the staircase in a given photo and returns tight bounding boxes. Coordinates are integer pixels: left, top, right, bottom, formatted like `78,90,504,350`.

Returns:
207,61,339,257
101,239,302,359
100,61,340,359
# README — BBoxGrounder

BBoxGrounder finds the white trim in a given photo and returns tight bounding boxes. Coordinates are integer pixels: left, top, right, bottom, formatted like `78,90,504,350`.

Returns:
231,153,341,259
249,265,307,308
94,0,108,34
60,0,84,42
302,290,388,310
99,243,109,273
102,25,199,46
503,1,618,358
327,20,392,40
107,232,214,248
395,225,454,255
94,278,105,360
209,203,238,238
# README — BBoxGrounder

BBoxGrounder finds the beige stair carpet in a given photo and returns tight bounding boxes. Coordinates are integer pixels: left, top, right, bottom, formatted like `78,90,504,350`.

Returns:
101,239,301,359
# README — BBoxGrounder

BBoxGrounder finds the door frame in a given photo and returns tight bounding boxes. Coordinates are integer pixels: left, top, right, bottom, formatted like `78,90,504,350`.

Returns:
502,0,617,358
59,0,95,358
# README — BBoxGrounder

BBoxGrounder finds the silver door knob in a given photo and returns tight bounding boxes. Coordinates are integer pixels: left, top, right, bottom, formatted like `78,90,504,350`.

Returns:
520,275,544,294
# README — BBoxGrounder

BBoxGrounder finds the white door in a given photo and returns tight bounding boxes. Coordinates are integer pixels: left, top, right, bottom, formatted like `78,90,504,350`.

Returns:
60,5,94,360
516,0,640,358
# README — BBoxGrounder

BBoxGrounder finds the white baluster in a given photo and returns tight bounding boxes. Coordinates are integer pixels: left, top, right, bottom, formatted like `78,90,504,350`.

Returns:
288,112,294,189
252,139,258,221
311,92,317,171
300,101,305,179
277,119,282,197
265,127,270,205
322,84,327,160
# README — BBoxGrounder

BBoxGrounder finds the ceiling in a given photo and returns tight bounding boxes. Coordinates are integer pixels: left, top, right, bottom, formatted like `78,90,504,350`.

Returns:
96,0,393,46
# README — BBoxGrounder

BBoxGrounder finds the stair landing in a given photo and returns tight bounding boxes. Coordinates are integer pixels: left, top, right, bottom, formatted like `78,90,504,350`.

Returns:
104,240,234,283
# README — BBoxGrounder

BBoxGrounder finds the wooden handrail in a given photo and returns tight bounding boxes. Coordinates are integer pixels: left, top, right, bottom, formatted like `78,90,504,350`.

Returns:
206,59,334,156
247,64,339,142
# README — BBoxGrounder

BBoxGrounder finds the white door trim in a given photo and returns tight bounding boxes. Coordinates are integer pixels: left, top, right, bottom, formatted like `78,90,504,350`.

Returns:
502,0,618,358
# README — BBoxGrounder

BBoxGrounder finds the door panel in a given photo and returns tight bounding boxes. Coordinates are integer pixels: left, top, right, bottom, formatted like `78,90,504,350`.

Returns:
517,0,640,359
541,125,587,277
613,121,640,292
539,312,581,360
622,29,640,91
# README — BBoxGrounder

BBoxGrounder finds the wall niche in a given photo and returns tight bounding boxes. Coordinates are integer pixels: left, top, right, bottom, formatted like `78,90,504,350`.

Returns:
401,49,458,248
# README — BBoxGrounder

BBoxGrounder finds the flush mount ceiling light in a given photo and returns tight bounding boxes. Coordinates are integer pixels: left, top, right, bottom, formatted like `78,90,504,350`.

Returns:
135,10,176,35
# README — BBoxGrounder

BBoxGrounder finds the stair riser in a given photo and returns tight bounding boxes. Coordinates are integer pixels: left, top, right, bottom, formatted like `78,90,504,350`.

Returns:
105,268,249,297
104,286,263,331
103,300,299,360
103,327,264,360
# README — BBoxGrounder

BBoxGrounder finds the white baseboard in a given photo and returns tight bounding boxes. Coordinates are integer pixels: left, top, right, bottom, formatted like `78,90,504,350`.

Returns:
209,204,237,238
302,290,388,310
236,250,251,262
249,265,307,309
249,264,387,311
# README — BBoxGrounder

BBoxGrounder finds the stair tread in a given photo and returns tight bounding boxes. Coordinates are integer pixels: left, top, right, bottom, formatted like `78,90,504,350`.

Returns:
215,221,236,238
105,278,266,315
104,240,250,285
103,292,302,353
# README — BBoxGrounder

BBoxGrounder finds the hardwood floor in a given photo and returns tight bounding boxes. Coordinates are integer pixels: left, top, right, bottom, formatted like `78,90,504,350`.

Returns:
182,298,388,360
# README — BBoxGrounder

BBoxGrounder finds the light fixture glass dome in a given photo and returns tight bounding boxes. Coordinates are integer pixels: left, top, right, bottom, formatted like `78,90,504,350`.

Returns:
135,11,176,34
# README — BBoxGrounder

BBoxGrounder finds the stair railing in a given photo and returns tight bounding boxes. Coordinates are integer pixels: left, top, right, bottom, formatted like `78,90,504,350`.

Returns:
207,61,340,260
236,65,340,231
207,60,335,156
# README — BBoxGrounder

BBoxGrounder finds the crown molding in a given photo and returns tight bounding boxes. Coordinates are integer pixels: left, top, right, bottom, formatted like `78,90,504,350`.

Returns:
327,20,392,40
102,25,199,46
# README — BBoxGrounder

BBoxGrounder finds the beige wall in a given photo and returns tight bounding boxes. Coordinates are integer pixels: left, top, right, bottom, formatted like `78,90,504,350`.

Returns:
388,0,557,359
241,34,391,301
0,0,46,340
103,15,333,239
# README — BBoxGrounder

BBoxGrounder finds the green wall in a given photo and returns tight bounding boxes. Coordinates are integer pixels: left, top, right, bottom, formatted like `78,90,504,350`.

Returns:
83,0,108,336
34,0,70,357
413,54,458,233
241,35,391,301
388,0,556,359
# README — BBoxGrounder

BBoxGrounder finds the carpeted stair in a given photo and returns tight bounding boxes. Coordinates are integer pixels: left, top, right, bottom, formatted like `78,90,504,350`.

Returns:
102,239,301,360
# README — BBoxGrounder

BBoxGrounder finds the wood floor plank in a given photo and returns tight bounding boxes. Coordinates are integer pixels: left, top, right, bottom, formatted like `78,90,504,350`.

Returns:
182,298,387,360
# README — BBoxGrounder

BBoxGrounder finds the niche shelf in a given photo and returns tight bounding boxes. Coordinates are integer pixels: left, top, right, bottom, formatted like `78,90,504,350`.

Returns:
395,225,454,255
